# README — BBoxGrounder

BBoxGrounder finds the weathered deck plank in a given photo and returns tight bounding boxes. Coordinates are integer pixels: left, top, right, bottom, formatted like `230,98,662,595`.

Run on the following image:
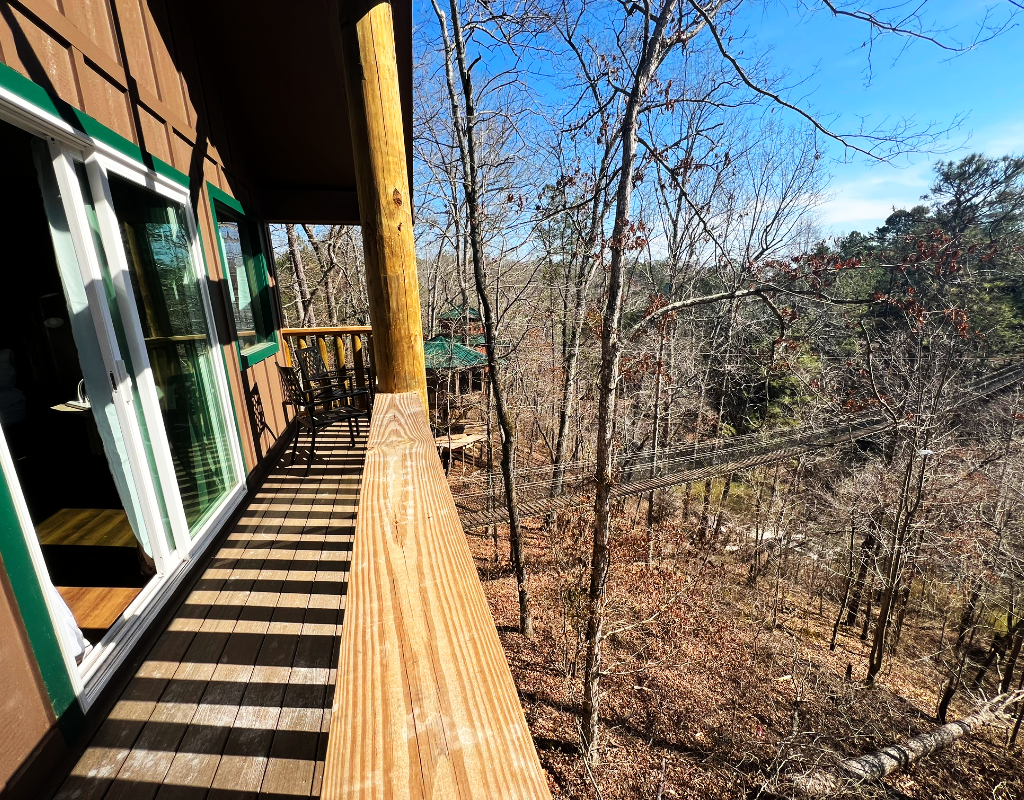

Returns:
53,429,366,800
321,393,551,800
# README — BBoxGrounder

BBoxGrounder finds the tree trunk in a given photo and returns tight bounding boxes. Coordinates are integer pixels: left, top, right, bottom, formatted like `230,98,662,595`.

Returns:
973,619,1023,691
712,472,733,543
866,556,900,683
860,578,874,642
830,516,857,652
699,477,713,540
1000,631,1022,695
1009,670,1024,747
793,693,1024,797
958,580,982,649
581,1,683,761
845,530,877,626
646,330,667,566
286,224,315,326
301,224,340,326
436,0,531,636
890,580,912,652
937,621,980,724
867,451,926,684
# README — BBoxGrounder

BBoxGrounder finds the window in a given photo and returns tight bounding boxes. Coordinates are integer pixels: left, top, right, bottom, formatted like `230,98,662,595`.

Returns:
208,184,278,368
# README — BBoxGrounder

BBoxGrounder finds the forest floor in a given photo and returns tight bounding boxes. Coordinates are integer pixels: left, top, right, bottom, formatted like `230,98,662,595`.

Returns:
466,503,1024,799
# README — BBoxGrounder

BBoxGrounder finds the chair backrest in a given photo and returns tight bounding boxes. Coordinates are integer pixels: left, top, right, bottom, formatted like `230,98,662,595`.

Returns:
276,363,305,407
294,346,328,384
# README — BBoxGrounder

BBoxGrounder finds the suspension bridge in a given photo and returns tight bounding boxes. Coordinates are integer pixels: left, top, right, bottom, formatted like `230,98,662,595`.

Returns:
451,360,1024,530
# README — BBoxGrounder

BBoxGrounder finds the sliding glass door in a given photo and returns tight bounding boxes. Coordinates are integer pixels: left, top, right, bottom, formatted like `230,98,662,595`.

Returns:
104,176,236,531
49,144,244,557
0,90,244,705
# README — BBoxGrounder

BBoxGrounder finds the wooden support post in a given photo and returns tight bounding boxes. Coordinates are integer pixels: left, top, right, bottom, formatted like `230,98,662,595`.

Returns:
339,1,428,412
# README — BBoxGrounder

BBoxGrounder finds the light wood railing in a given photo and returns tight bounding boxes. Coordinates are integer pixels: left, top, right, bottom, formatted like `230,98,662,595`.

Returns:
321,392,551,799
280,326,374,394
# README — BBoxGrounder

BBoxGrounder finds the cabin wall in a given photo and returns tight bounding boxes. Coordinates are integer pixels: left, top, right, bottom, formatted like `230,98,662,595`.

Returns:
0,0,290,477
0,553,61,798
0,2,289,794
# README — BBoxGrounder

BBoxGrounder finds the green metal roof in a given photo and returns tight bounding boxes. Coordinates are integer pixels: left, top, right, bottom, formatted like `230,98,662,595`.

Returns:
424,336,488,371
438,305,482,322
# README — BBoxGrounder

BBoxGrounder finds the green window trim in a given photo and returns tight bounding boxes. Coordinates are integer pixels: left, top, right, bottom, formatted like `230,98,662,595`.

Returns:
207,183,280,370
0,465,81,734
0,62,189,188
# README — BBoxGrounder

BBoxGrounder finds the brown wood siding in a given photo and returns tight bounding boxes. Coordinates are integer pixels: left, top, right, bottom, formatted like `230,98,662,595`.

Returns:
0,0,290,482
0,553,62,796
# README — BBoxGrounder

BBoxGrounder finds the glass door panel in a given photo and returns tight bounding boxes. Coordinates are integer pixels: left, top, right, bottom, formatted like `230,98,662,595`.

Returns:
105,176,236,531
73,163,175,553
29,142,158,562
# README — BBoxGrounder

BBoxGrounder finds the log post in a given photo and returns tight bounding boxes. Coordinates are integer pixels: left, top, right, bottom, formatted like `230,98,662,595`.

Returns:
339,0,428,411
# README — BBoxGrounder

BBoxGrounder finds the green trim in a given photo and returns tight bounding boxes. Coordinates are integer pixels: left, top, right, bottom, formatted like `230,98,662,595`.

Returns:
239,340,280,370
208,183,244,216
0,61,189,187
206,182,280,370
0,463,78,725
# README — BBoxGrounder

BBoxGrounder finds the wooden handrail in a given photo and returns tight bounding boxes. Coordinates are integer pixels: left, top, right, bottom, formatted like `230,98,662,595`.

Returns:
321,393,551,799
280,325,372,335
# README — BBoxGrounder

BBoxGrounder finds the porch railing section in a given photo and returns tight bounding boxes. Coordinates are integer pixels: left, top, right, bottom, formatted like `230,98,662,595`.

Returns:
280,326,375,406
320,392,552,799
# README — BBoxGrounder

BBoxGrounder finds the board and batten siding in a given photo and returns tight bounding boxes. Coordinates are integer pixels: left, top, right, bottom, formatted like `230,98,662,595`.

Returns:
0,2,289,796
0,551,60,797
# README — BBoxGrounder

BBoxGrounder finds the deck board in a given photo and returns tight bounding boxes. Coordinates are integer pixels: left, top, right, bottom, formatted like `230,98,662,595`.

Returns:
53,429,366,800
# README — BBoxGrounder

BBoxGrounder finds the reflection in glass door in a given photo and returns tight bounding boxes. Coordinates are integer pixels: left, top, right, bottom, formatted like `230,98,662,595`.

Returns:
105,176,236,532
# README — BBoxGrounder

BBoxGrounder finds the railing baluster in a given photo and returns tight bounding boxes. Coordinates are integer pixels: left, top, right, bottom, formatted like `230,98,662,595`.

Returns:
352,333,368,409
317,334,331,371
283,335,293,367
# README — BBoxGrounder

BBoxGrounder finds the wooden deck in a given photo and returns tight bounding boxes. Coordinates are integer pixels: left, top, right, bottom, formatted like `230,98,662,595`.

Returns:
53,426,367,800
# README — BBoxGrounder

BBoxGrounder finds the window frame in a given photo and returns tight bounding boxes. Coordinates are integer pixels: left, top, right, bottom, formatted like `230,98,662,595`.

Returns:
207,183,280,369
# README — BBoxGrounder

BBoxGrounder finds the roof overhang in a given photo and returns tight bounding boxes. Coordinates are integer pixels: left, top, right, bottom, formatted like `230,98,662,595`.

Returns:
159,0,412,224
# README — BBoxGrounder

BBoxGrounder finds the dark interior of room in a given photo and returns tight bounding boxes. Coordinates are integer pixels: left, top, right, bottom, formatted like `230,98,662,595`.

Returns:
0,119,150,646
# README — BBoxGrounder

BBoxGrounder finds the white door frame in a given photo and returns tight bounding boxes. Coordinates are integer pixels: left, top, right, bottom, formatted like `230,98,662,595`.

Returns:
47,143,176,575
85,150,246,554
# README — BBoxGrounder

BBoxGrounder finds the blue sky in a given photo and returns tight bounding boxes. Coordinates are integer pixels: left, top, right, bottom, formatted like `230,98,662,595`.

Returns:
734,1,1024,237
